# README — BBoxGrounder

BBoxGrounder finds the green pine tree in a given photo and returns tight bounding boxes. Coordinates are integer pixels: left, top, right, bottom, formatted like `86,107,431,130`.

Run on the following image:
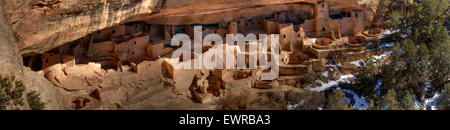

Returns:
405,0,449,49
368,92,382,110
373,0,392,25
381,39,430,92
326,89,350,110
400,90,415,110
368,99,377,110
378,89,399,110
27,91,45,110
431,42,450,87
383,0,449,92
356,57,379,96
438,83,450,110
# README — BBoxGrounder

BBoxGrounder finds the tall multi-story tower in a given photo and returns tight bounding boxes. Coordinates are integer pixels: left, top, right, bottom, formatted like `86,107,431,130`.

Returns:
315,1,330,36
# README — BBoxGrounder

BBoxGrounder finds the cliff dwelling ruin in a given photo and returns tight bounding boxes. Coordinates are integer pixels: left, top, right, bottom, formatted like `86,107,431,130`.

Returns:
19,0,394,110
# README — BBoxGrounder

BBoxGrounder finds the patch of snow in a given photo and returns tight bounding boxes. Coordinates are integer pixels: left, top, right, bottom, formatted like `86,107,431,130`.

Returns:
337,63,343,67
373,50,392,59
328,59,334,64
412,82,442,110
350,50,391,67
424,82,432,93
400,34,407,38
287,103,299,110
308,74,354,92
423,92,441,110
322,71,328,77
406,27,412,34
379,42,394,48
384,30,392,35
349,60,362,67
379,29,401,39
392,2,398,6
413,95,422,110
337,87,371,109
374,79,382,96
379,29,392,39
366,48,379,52
364,42,394,53
343,96,351,105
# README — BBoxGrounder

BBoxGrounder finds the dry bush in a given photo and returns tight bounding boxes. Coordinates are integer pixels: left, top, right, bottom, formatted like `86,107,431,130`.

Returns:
218,90,253,110
285,90,325,110
218,90,287,110
218,89,326,110
301,72,318,85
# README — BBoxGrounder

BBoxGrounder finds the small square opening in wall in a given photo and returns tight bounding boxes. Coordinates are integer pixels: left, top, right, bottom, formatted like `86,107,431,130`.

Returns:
283,35,287,38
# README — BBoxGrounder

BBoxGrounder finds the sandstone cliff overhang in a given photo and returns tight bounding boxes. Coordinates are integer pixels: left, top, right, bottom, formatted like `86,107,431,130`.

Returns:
1,0,369,55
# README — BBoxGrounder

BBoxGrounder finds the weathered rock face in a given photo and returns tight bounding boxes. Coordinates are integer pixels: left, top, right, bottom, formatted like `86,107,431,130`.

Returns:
0,8,64,109
0,0,164,54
